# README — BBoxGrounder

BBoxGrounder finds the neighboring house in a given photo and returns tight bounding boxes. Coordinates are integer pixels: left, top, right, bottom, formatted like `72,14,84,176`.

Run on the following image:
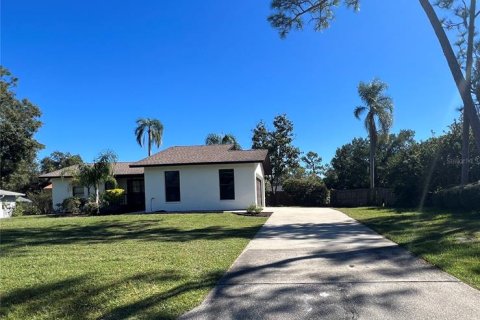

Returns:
40,145,270,212
130,145,270,212
39,163,145,211
0,190,27,219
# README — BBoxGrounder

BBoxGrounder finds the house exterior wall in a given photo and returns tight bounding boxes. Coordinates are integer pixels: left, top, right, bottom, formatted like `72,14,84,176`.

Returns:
144,162,265,212
0,196,17,218
51,178,106,210
254,163,266,206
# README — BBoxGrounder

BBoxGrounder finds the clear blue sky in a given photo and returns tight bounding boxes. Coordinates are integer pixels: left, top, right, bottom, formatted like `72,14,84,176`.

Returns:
2,0,461,164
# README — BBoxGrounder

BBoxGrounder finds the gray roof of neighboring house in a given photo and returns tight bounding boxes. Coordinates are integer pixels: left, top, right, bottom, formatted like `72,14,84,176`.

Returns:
130,145,270,172
39,162,144,178
0,189,25,197
17,196,32,203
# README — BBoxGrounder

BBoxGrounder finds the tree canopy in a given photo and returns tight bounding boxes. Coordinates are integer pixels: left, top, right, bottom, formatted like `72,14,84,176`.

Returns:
0,66,44,191
40,151,83,174
135,118,164,156
252,114,300,194
205,133,242,150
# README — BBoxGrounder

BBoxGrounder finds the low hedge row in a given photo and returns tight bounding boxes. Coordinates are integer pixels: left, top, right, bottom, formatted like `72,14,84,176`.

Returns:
432,182,480,210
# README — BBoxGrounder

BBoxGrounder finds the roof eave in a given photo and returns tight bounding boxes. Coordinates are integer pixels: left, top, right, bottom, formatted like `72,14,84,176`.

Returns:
130,160,266,168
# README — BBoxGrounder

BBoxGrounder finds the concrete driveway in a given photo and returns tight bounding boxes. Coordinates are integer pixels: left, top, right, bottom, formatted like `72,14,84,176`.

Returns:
181,207,480,319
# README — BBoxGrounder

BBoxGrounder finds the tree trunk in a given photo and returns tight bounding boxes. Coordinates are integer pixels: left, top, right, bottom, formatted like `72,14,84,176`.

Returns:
419,0,480,152
369,138,375,190
461,0,476,185
95,185,99,204
95,184,100,214
148,127,152,156
462,114,470,185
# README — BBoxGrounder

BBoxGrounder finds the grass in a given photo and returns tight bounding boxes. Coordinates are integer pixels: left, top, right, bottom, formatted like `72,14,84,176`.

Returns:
339,207,480,289
0,213,267,319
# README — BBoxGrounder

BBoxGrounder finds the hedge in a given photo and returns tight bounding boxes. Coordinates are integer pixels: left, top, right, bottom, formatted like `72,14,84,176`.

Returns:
282,177,329,207
432,182,480,210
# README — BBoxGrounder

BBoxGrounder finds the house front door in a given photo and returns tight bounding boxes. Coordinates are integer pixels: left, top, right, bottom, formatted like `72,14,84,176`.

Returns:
256,178,263,206
127,179,145,211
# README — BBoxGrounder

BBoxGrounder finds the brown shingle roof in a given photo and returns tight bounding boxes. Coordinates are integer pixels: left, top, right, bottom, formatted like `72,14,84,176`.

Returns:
130,145,270,170
39,162,144,178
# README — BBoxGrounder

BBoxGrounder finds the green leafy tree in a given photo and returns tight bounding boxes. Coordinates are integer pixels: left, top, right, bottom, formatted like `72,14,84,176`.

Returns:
135,118,164,156
353,79,394,189
267,0,480,184
0,66,44,191
423,0,480,185
324,130,416,191
40,151,83,173
205,133,242,150
252,114,300,194
301,151,324,176
324,137,370,189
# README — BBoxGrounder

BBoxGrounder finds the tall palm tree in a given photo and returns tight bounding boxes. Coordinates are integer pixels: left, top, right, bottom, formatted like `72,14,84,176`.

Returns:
205,133,242,150
354,79,394,190
135,118,164,156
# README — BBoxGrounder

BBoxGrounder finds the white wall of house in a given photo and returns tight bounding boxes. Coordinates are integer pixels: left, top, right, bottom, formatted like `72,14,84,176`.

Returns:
0,196,17,218
51,178,107,210
144,162,265,212
254,163,266,206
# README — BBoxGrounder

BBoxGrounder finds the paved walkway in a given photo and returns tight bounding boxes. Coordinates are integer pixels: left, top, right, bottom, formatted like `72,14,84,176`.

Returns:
181,207,480,319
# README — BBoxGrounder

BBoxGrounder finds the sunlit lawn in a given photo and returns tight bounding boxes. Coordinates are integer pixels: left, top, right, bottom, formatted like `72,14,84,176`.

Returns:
0,213,266,319
340,207,480,289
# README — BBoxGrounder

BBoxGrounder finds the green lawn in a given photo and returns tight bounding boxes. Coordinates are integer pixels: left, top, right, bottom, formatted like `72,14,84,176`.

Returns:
0,213,267,319
340,207,480,289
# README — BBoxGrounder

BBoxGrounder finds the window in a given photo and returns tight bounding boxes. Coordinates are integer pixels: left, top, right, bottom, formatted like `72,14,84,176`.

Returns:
129,180,144,193
72,186,85,198
219,169,235,200
165,171,180,202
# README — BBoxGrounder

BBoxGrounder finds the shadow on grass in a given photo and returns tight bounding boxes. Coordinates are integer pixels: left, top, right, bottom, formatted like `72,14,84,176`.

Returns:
0,270,223,320
341,207,480,288
0,219,265,254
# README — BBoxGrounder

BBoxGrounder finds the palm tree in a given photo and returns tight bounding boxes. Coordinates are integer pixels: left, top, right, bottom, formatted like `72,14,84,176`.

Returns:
135,118,164,156
205,133,242,150
67,151,118,213
354,79,394,190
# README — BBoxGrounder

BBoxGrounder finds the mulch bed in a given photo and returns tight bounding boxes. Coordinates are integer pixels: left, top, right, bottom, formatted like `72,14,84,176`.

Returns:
234,212,273,218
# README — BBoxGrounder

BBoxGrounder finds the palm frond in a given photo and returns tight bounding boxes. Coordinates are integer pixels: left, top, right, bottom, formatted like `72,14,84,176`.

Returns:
205,133,222,145
353,106,366,119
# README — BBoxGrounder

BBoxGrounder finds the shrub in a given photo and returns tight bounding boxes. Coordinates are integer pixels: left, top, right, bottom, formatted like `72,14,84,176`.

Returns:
254,206,263,214
61,197,82,213
83,202,99,215
246,204,257,214
433,182,480,210
104,176,118,190
12,203,25,217
102,188,125,206
26,191,53,215
246,204,263,215
12,201,41,216
282,176,329,206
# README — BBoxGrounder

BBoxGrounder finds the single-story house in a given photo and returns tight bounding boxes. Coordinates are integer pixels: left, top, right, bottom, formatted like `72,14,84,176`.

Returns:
40,145,269,212
0,189,27,219
131,145,270,212
39,163,145,211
